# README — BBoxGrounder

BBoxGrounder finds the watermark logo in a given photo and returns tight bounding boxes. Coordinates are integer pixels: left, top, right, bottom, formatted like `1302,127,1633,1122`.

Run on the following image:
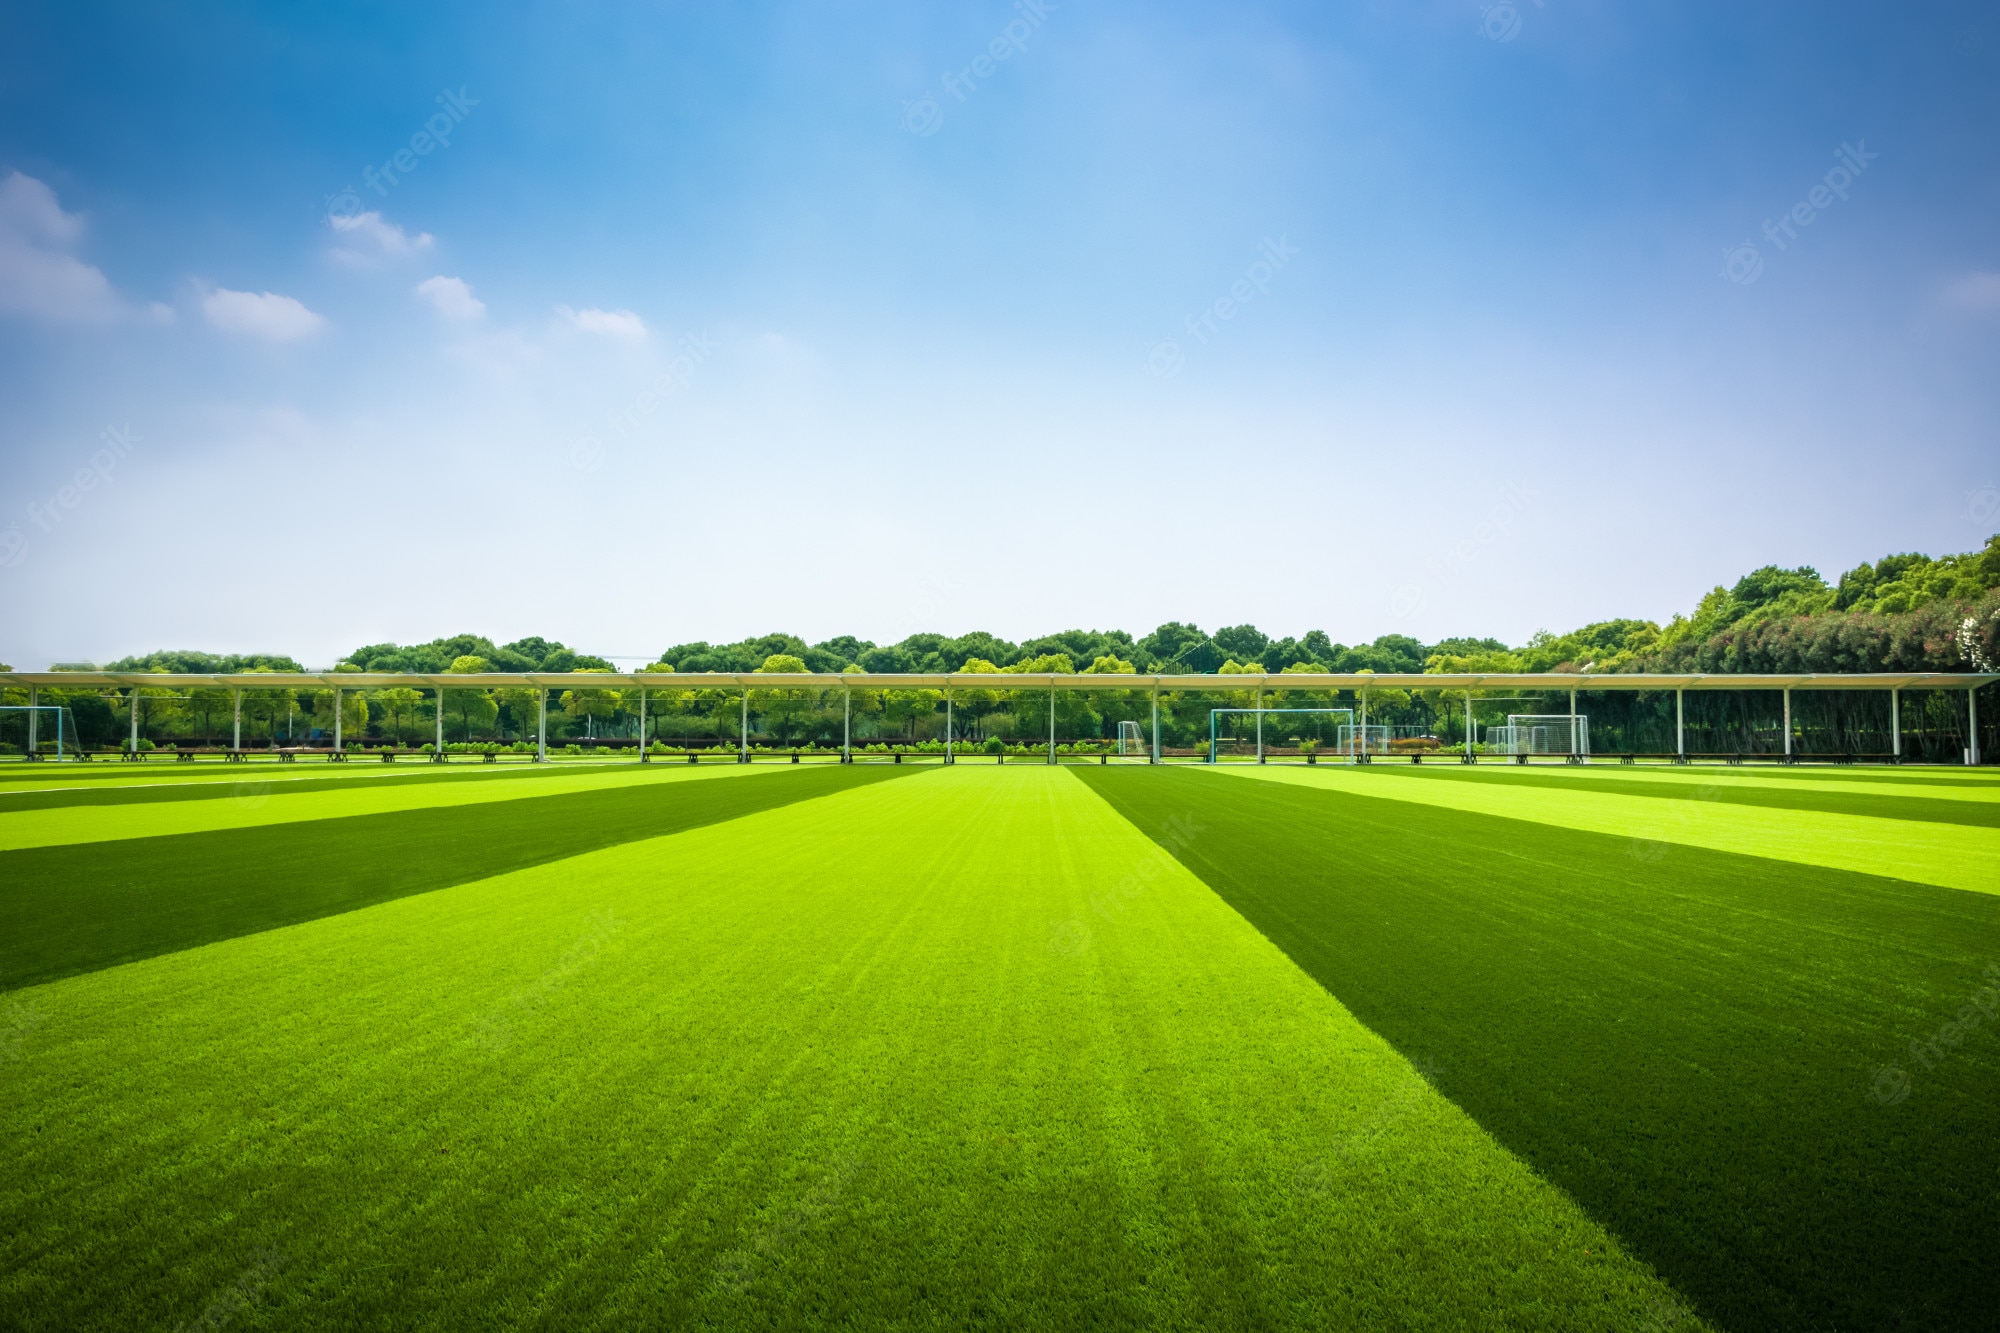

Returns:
1725,141,1879,283
1147,236,1300,377
339,88,478,221
567,436,605,474
0,524,24,570
231,780,271,811
1480,2,1524,42
1868,1064,1911,1106
1968,483,2000,529
1145,339,1185,379
1390,584,1427,618
1720,242,1764,286
1048,919,1091,955
900,94,944,137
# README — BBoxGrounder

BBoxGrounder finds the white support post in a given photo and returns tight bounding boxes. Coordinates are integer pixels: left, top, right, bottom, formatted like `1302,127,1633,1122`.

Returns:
1151,683,1160,765
1783,687,1792,760
638,687,648,763
232,688,242,753
1359,688,1369,763
537,690,547,763
1675,688,1685,760
1048,678,1056,765
1256,686,1265,764
435,685,445,759
26,685,37,752
843,687,851,763
1569,687,1579,759
130,688,141,754
740,688,749,762
1971,686,1982,766
1890,687,1900,760
1465,689,1474,762
945,690,953,765
333,687,343,752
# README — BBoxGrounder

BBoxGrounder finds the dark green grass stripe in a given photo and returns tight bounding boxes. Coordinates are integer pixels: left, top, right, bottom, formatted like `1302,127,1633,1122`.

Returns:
1075,767,2000,1333
0,765,914,993
1361,763,2000,827
0,760,631,813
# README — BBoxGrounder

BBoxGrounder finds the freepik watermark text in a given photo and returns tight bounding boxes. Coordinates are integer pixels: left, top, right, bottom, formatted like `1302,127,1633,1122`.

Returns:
900,1,1055,136
326,88,478,222
1721,140,1878,285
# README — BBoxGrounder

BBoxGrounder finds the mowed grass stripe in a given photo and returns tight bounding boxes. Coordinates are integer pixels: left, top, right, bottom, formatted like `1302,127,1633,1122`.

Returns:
1076,767,2000,1333
0,758,633,813
1360,763,2000,827
0,766,1700,1332
0,758,777,852
0,764,910,992
1222,763,2000,894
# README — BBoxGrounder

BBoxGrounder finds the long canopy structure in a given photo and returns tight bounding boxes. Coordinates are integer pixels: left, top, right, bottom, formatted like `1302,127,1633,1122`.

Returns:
3,668,1991,765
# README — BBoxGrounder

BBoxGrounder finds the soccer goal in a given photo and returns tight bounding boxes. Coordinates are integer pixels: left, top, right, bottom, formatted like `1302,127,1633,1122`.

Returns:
1116,720,1146,756
1486,714,1590,760
1208,708,1353,762
0,705,73,760
1337,723,1391,756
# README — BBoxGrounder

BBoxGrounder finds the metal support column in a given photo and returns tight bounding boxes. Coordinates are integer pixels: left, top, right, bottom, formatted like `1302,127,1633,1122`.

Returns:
232,688,242,752
638,687,648,762
1570,687,1579,761
537,690,547,763
843,687,851,763
1783,687,1792,761
740,687,749,762
130,688,140,754
1465,689,1474,763
26,685,37,752
1359,688,1369,763
435,685,445,759
1151,684,1160,765
945,690,953,765
1675,688,1684,761
1048,678,1056,765
333,687,342,752
1972,686,1982,766
1256,686,1264,763
1890,687,1900,760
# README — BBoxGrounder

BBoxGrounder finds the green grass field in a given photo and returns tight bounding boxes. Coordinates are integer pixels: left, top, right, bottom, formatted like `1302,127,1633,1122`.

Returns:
4,759,1997,1330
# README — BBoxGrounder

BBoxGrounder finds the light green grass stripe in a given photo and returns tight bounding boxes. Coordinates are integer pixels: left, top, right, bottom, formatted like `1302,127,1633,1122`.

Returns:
1404,763,2000,803
1216,765,2000,895
0,767,1701,1331
0,760,775,851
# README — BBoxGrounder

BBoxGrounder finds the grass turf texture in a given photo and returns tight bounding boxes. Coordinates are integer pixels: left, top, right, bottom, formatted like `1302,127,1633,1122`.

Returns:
0,767,1698,1331
1221,762,2000,895
0,758,630,813
0,758,797,853
1075,766,2000,1333
1355,762,2000,827
0,764,910,992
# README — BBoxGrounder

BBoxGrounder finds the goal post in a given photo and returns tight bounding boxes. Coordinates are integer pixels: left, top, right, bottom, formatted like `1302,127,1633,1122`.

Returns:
1208,708,1354,762
1486,713,1590,760
1116,720,1145,756
0,705,71,760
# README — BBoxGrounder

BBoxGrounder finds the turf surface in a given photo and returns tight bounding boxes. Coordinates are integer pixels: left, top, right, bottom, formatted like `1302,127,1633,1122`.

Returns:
0,767,1698,1331
1075,765,2000,1333
0,764,909,991
1360,762,2000,826
1225,762,2000,894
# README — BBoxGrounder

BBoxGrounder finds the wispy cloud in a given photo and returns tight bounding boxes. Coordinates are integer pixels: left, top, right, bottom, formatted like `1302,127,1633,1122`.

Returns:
329,210,434,266
0,172,169,325
1940,271,2000,314
556,304,646,337
202,287,326,340
416,274,484,320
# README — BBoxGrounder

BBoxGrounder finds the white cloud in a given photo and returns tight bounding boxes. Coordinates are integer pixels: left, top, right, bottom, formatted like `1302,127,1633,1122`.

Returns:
0,171,167,325
1940,271,2000,313
416,274,485,320
556,304,647,337
202,287,327,340
328,210,434,265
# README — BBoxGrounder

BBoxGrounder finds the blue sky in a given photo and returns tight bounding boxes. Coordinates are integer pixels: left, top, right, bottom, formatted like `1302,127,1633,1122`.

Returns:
2,1,1997,668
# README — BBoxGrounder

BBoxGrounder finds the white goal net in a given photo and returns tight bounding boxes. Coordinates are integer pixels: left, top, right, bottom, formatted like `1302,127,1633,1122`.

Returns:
1117,720,1146,756
1336,723,1391,755
1486,714,1590,758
